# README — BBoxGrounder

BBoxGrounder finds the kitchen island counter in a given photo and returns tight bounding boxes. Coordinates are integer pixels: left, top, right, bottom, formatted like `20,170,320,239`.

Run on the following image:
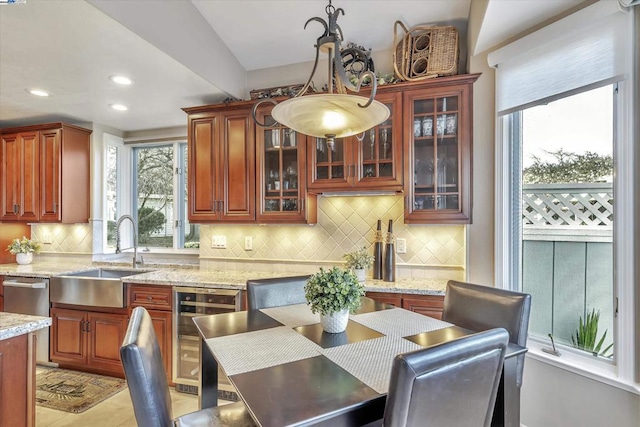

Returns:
0,312,51,427
0,312,52,340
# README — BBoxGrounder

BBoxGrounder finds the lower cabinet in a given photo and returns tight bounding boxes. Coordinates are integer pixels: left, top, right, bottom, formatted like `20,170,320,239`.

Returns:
0,333,36,427
126,283,173,383
50,307,128,376
366,292,444,319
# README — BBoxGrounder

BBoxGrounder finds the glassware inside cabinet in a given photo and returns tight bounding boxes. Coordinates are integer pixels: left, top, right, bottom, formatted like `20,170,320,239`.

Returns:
262,116,301,213
412,95,460,211
315,137,345,180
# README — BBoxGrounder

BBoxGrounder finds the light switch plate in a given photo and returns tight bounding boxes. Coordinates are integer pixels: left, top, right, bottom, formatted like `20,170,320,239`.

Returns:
212,235,227,248
396,238,407,254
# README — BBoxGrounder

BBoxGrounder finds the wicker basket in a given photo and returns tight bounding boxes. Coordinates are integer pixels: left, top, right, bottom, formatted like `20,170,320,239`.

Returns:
393,21,459,81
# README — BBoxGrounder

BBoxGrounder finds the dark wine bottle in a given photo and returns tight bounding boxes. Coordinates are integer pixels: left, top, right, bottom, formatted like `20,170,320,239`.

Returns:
383,219,396,282
373,220,383,279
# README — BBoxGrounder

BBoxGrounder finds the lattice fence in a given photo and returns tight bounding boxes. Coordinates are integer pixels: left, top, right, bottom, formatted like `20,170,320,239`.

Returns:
522,183,613,227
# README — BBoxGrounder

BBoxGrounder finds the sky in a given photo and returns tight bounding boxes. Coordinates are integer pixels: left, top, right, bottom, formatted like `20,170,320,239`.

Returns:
522,84,614,168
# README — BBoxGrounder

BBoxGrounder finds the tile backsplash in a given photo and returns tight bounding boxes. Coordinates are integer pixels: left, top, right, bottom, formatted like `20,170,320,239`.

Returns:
25,196,466,280
31,223,93,254
200,195,466,278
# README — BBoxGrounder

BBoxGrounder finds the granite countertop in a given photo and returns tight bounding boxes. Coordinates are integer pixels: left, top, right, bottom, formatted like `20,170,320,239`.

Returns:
0,312,52,340
0,261,446,295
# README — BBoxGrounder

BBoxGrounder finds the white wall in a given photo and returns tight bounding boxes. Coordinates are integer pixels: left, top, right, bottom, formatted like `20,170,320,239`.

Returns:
466,3,640,426
521,358,640,427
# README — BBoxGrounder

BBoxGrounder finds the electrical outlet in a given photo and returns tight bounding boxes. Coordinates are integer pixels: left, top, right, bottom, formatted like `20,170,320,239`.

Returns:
396,238,407,254
244,236,253,251
211,235,227,248
42,232,53,244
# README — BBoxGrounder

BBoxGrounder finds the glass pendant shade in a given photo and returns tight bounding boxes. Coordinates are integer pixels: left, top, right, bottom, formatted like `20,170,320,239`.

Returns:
271,94,390,139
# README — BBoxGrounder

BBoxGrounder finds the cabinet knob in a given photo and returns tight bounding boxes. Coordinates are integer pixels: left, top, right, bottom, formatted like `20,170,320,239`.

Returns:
147,296,153,301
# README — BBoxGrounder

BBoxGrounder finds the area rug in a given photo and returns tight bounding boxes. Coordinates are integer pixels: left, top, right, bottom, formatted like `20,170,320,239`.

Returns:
35,367,127,414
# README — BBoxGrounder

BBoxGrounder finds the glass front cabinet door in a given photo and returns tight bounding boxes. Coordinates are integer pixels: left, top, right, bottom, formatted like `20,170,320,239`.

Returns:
403,77,475,224
255,108,316,223
307,91,403,192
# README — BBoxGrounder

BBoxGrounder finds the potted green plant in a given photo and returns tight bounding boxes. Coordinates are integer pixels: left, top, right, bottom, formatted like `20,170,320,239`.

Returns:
6,236,41,265
343,246,374,282
571,308,613,358
304,266,366,333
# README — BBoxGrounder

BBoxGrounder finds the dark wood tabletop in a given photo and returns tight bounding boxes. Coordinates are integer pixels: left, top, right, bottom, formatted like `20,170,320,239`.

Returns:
194,298,526,427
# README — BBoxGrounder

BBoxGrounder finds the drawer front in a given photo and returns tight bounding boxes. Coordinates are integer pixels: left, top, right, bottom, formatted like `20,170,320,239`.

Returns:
128,285,172,310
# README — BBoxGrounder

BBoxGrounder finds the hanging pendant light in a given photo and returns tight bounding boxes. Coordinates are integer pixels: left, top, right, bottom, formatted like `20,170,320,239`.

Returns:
253,1,389,149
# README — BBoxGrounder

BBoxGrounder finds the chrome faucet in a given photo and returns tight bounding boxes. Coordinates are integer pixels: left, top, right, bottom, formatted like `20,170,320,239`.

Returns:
115,214,144,268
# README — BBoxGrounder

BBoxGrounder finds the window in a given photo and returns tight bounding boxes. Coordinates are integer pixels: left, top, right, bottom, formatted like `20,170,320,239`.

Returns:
512,86,615,357
491,1,637,388
131,142,199,250
104,137,197,251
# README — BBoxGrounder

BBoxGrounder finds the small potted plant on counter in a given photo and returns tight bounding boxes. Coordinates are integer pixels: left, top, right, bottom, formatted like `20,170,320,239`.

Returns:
305,266,365,333
7,236,41,265
343,247,374,282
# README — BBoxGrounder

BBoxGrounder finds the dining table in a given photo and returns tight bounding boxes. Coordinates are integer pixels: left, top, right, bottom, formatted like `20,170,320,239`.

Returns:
193,297,526,427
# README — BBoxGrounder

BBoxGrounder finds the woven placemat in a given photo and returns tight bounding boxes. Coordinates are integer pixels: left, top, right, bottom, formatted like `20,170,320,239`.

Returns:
260,303,319,327
320,336,423,393
351,308,452,337
206,326,322,376
36,367,126,414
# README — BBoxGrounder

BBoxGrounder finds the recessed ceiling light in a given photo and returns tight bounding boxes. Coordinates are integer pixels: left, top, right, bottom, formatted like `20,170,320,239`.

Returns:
109,75,132,85
110,103,128,111
28,89,50,97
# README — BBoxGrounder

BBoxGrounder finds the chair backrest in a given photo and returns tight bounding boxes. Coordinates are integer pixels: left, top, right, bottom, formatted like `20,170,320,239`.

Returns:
442,280,531,386
246,275,310,310
120,307,173,427
383,328,509,427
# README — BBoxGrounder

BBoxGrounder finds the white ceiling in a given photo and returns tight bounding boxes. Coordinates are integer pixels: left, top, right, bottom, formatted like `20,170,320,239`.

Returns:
0,0,586,133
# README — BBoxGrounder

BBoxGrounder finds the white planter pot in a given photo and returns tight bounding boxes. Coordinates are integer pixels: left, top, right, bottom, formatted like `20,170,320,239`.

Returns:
320,309,349,333
16,252,33,265
354,268,366,282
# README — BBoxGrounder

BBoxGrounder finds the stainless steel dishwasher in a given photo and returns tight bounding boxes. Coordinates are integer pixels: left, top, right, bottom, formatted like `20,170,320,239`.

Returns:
3,277,51,364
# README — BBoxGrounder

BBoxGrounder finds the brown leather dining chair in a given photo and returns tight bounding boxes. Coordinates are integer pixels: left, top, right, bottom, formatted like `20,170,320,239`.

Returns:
246,275,310,310
368,328,510,427
442,280,531,388
120,307,255,427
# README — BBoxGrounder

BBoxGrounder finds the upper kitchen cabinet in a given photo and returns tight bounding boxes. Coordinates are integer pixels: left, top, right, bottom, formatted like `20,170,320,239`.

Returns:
0,123,91,223
307,91,403,192
254,106,317,224
1,131,39,221
403,74,479,224
184,105,255,223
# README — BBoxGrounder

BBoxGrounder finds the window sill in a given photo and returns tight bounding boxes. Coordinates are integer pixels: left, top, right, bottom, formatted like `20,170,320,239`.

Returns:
526,338,640,395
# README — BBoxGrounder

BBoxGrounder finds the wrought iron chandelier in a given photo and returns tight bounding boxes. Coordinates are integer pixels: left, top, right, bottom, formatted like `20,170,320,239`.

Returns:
253,0,389,149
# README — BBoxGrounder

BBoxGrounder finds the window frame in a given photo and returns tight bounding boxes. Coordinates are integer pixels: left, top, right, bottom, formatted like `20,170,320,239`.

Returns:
495,80,638,393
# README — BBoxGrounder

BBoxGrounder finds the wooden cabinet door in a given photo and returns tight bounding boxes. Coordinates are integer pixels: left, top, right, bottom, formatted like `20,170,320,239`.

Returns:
403,78,474,224
39,129,61,222
402,295,444,319
0,132,37,221
0,295,3,312
307,136,352,190
188,115,218,221
0,133,20,220
147,309,172,383
365,291,402,308
218,110,255,222
87,311,128,373
255,107,314,223
18,131,40,222
352,91,403,191
50,308,87,364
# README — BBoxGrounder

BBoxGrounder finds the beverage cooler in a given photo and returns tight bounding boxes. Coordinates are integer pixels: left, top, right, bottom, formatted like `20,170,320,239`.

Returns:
172,287,241,398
